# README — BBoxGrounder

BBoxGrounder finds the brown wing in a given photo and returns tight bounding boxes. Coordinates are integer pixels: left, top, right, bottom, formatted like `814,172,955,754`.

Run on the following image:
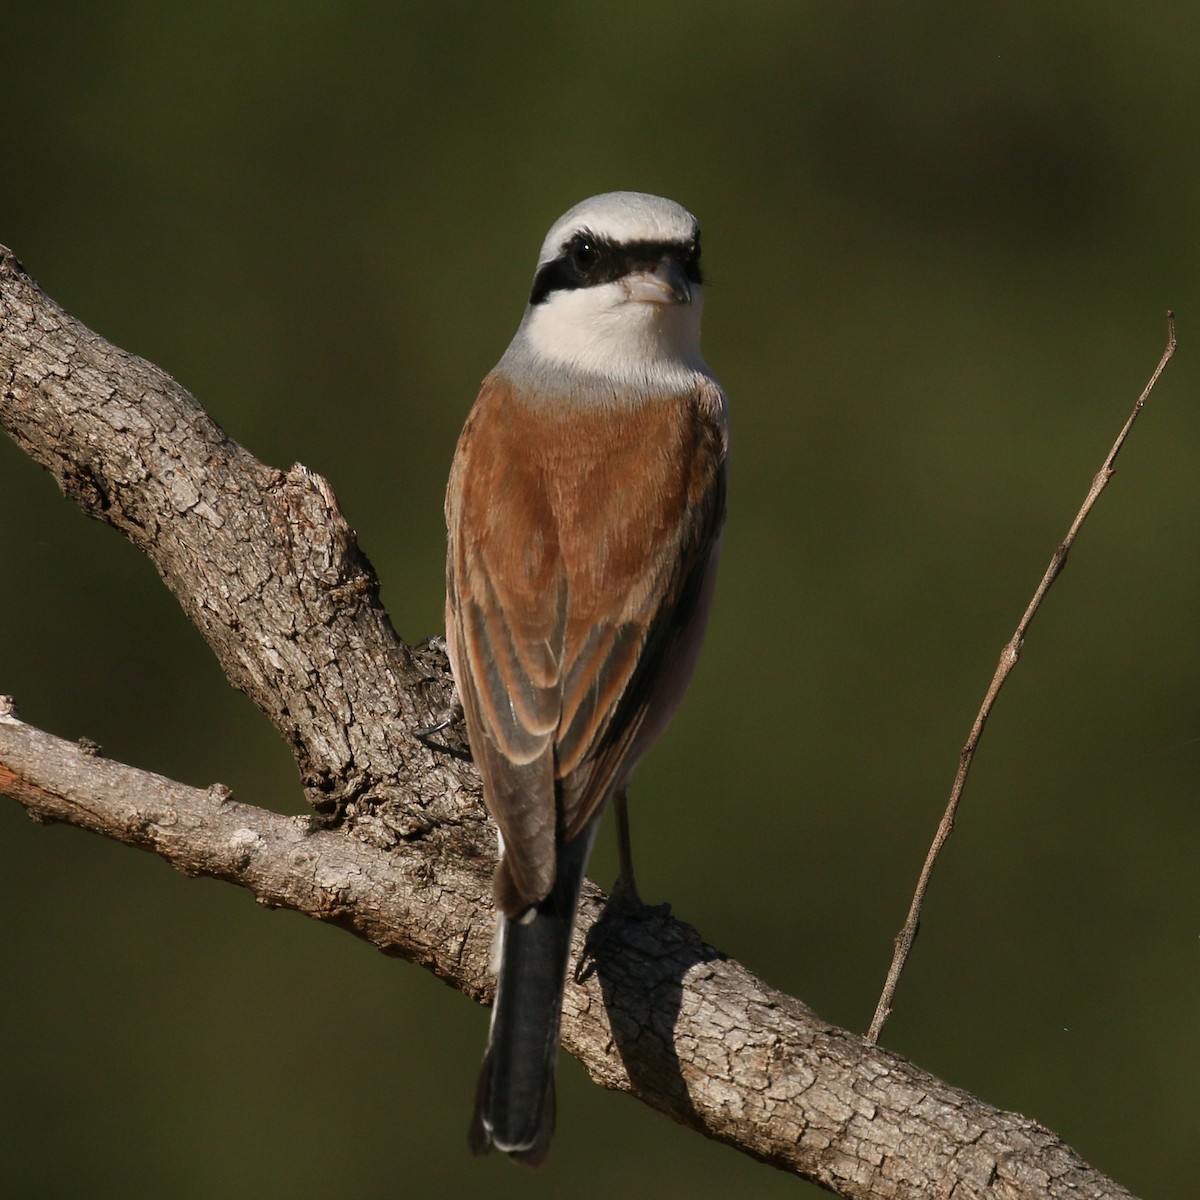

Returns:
446,374,727,912
551,396,726,843
446,382,564,911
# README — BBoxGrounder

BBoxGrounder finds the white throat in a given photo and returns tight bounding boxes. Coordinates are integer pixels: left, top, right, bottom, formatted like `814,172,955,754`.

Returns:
507,282,709,394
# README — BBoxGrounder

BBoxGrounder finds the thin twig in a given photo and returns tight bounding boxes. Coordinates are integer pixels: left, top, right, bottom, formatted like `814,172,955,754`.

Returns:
866,312,1177,1045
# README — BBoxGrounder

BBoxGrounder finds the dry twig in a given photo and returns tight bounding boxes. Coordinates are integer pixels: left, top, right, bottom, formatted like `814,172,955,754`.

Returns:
866,313,1178,1046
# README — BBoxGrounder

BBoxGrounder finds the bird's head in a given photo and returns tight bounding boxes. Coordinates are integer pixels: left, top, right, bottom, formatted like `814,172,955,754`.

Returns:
512,191,707,390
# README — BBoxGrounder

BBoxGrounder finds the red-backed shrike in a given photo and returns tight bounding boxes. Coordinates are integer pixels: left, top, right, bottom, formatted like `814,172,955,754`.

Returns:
445,191,728,1165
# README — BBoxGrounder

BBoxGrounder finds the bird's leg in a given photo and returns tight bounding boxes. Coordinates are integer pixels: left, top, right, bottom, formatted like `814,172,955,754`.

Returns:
575,790,673,984
612,789,641,907
608,789,670,919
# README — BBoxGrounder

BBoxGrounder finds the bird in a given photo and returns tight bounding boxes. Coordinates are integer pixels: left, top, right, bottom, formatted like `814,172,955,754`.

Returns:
444,191,729,1166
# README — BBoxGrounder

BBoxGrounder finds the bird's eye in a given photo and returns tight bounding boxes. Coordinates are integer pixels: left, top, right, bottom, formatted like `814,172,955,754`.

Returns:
568,235,596,272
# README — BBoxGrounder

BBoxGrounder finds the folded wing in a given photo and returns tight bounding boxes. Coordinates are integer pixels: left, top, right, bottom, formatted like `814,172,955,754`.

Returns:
446,375,727,913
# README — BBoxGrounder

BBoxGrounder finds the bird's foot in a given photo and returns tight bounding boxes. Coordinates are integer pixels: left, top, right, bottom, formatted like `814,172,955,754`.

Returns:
606,872,671,922
574,876,671,984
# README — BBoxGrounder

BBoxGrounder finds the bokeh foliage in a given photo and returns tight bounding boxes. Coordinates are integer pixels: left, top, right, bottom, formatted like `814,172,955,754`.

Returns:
2,4,1196,1197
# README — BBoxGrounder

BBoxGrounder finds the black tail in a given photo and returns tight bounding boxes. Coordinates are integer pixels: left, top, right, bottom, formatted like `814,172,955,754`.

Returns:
469,826,594,1166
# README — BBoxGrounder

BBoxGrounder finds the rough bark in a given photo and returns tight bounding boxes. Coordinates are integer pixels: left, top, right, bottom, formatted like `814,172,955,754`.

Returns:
0,245,1138,1199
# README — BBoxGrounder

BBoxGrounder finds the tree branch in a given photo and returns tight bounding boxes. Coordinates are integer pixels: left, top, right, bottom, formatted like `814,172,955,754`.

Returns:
0,245,1139,1198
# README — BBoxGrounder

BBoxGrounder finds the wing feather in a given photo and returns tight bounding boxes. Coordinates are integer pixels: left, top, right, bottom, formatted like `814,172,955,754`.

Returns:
556,440,725,841
446,374,727,912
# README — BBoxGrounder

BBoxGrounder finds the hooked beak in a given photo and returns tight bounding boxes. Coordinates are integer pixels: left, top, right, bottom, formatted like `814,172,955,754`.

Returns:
623,257,692,305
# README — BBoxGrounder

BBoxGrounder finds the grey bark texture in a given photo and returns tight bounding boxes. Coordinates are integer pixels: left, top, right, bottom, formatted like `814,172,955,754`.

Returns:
0,245,1138,1199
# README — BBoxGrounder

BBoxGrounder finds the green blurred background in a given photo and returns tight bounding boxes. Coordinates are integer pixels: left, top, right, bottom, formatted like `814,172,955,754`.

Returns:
2,4,1196,1197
